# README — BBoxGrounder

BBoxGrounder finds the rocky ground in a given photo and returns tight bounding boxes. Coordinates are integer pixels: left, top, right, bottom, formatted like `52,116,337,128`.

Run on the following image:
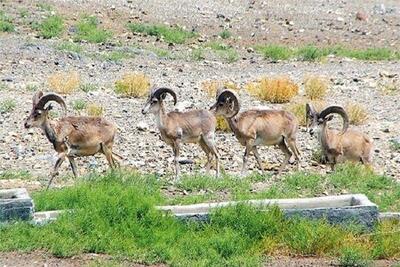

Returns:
0,0,400,188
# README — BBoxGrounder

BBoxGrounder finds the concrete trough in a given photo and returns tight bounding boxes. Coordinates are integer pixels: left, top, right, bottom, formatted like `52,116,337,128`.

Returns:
158,194,379,229
0,188,34,222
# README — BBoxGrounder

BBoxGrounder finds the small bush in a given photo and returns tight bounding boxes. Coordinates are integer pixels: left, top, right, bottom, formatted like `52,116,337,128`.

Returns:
48,71,80,95
72,99,87,111
246,77,299,103
219,29,232,39
297,45,325,61
339,246,371,267
346,103,368,125
26,84,39,92
80,83,98,93
127,22,195,44
86,103,103,116
379,79,399,95
390,139,400,152
0,12,14,32
201,80,238,98
38,15,64,39
114,73,150,98
255,45,292,61
191,48,205,61
56,42,82,54
0,82,8,91
216,116,230,132
37,3,53,12
304,75,329,100
74,16,111,43
0,99,16,113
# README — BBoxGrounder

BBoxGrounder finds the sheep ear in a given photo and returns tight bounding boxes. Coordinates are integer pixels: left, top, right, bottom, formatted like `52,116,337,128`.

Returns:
325,115,334,121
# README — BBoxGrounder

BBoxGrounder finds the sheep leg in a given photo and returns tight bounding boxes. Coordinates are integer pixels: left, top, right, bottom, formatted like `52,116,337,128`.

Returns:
172,142,181,181
286,138,301,170
241,146,251,176
277,141,291,174
199,138,212,175
252,146,264,173
67,156,78,177
202,133,220,178
47,153,66,190
102,143,118,169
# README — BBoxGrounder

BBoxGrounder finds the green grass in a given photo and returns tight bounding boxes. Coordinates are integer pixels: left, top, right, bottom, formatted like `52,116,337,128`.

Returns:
56,41,83,54
37,3,53,12
0,170,32,180
80,83,98,92
390,139,400,152
38,15,64,39
127,22,196,44
74,16,112,43
145,46,172,58
0,99,16,113
72,99,87,111
0,11,14,32
219,29,232,39
0,170,399,265
98,50,134,62
206,42,239,63
255,45,400,61
191,48,205,61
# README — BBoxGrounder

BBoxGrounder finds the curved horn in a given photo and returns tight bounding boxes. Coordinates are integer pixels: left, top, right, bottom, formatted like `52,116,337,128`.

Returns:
152,87,177,105
319,105,349,134
32,91,44,108
216,89,240,118
35,93,67,113
305,103,316,127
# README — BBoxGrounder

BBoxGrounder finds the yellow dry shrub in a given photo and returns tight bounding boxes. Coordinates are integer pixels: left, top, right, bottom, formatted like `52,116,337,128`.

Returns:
346,103,368,125
216,116,230,132
86,103,104,116
286,100,326,126
201,80,239,98
47,71,80,94
304,75,329,100
114,72,150,97
246,76,298,103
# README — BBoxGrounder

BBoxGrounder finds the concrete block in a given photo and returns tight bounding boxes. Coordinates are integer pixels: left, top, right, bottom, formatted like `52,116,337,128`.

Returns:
0,188,34,222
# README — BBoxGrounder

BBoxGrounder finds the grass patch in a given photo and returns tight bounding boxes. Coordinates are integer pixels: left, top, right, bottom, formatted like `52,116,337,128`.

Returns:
146,46,171,58
246,76,299,103
114,72,150,98
37,3,53,12
80,83,98,93
390,139,400,152
206,42,239,63
0,169,399,265
286,100,325,126
127,22,196,44
219,29,232,39
86,103,104,116
72,99,87,111
98,50,134,62
74,16,112,43
0,82,8,91
56,41,83,54
0,99,16,113
38,15,64,39
0,170,32,180
346,103,368,125
304,75,329,100
201,79,239,98
48,71,80,95
191,48,205,61
0,11,14,32
255,45,400,61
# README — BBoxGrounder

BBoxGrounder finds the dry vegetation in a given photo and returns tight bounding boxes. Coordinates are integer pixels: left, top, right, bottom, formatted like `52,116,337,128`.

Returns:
114,73,151,97
86,103,104,116
201,80,239,98
345,103,369,125
216,116,230,132
246,77,299,103
47,71,80,94
304,75,329,100
287,100,326,126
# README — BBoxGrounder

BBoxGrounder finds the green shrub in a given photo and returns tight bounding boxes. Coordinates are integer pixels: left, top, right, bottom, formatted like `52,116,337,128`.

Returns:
127,22,195,44
38,15,64,38
0,99,16,113
255,45,292,60
74,16,112,43
56,42,82,53
339,247,371,267
0,11,14,32
219,29,232,39
72,99,87,111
